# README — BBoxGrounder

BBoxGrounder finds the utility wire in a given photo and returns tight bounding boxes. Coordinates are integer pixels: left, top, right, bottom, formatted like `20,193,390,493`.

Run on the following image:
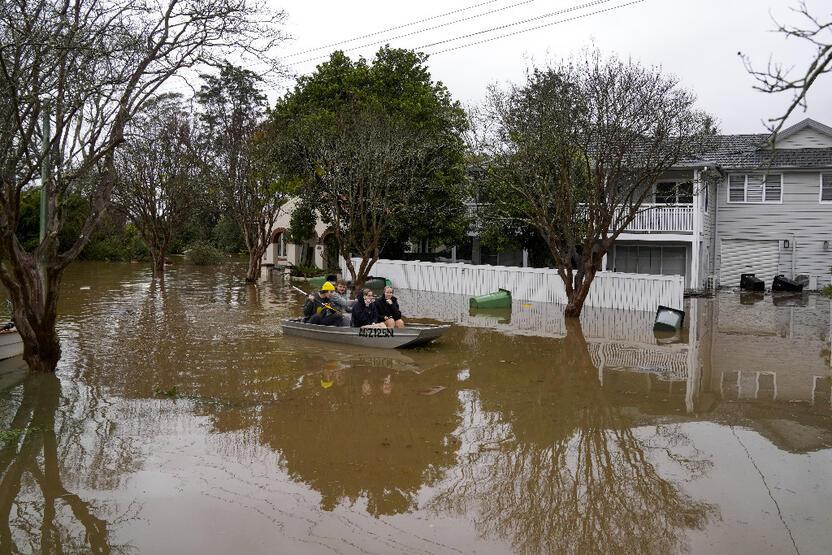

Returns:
417,0,614,52
285,0,503,58
292,0,538,65
427,0,644,55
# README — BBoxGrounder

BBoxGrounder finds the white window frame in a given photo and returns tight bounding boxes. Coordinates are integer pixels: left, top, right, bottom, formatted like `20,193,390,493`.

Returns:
726,173,784,204
820,172,832,204
653,180,694,205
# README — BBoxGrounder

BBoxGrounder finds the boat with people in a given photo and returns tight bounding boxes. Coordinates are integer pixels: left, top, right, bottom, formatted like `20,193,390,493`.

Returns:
0,323,23,361
280,318,450,349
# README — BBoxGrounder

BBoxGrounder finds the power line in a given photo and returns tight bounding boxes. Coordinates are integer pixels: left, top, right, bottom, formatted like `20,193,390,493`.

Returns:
285,0,503,59
428,0,644,55
293,0,538,65
415,0,615,52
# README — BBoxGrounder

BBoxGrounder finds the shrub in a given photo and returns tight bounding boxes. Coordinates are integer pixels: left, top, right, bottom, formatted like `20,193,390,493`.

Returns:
824,267,832,298
184,241,226,265
289,263,324,277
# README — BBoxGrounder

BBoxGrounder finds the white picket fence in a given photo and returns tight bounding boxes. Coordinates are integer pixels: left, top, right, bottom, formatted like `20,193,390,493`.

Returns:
343,258,684,311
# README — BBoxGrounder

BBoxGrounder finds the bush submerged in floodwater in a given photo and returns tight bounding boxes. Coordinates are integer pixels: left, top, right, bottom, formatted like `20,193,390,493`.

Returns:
184,241,226,265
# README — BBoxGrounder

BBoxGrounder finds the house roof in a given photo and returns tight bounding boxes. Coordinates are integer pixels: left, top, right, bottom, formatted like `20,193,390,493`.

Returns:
682,119,832,170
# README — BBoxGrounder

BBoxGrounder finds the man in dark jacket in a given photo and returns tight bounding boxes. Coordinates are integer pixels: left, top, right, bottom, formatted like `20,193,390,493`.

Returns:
304,282,343,326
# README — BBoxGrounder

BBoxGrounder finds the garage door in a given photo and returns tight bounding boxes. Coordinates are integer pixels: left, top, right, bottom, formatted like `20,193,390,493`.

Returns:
719,239,780,287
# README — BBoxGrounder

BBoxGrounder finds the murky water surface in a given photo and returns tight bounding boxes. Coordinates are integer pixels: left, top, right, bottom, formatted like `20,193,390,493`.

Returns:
1,262,831,554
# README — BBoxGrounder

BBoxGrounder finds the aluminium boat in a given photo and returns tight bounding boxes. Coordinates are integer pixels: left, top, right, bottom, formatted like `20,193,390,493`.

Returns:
0,326,23,361
280,318,450,349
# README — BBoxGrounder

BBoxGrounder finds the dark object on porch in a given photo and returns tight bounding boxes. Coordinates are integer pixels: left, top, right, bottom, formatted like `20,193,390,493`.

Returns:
470,289,512,309
653,305,685,332
772,292,808,307
772,274,804,292
740,273,765,292
739,291,765,305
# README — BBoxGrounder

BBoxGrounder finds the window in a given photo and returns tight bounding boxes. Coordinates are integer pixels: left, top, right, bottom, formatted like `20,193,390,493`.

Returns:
654,181,694,204
821,173,832,203
727,174,783,203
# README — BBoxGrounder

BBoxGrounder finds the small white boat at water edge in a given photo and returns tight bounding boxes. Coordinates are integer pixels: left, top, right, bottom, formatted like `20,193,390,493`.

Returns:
0,327,24,360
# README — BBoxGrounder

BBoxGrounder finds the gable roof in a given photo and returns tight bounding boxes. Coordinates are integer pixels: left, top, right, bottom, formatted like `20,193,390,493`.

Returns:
680,119,832,170
776,118,832,143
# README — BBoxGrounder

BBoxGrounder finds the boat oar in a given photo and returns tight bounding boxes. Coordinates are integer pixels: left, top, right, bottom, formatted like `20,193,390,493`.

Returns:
291,285,310,297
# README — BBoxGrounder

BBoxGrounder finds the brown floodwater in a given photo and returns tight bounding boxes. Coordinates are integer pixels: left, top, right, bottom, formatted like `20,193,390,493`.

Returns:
1,262,831,554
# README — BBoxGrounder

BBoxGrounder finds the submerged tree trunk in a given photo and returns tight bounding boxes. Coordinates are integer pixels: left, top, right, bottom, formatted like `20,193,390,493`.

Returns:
2,256,63,373
245,244,267,282
563,263,599,319
148,245,166,278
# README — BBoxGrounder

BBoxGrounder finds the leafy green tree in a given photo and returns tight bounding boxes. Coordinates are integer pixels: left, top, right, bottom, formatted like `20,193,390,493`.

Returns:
197,63,293,282
268,47,468,287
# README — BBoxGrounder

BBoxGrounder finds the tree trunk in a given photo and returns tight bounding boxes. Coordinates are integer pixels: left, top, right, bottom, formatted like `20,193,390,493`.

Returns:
150,245,166,278
564,265,598,319
245,246,266,282
3,258,63,373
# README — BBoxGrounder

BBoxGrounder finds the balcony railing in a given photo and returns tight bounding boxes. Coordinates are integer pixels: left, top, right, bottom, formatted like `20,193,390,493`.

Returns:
624,204,694,233
466,202,694,235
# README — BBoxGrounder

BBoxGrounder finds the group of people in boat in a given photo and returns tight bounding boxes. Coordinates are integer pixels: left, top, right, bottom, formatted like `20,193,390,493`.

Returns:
303,279,406,329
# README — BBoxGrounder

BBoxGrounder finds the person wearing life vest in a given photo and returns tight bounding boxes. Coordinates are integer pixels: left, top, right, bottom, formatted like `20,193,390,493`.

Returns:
303,281,343,326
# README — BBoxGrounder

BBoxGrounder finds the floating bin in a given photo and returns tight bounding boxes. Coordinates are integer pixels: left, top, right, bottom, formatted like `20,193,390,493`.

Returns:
470,289,512,309
740,273,765,292
772,274,804,292
653,305,685,332
364,276,388,290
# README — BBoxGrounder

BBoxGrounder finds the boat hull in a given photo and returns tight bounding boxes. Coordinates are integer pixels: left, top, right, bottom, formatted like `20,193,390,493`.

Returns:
0,330,24,360
280,318,449,349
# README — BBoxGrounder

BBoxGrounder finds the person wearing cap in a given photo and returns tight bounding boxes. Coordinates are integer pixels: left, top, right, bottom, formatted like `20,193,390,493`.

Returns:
303,281,343,326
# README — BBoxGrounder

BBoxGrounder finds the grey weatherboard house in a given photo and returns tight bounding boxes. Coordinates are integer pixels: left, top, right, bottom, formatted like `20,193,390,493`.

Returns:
608,118,832,290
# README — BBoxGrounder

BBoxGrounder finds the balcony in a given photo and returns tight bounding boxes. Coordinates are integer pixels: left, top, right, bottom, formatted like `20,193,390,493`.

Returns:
624,204,694,233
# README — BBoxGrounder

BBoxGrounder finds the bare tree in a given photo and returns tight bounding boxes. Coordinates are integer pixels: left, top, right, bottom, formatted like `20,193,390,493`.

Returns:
742,1,832,138
114,94,199,276
197,63,291,283
483,52,712,317
293,108,442,290
0,0,286,372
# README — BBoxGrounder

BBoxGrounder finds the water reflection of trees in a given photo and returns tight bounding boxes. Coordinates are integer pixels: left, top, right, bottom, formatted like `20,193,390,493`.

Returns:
431,321,715,554
0,374,139,552
257,357,460,516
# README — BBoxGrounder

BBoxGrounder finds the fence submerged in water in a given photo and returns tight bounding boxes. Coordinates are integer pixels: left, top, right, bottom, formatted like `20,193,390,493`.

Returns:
343,258,685,312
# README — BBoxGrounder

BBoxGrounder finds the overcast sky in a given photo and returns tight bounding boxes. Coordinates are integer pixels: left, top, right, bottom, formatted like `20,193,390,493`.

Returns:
268,0,831,134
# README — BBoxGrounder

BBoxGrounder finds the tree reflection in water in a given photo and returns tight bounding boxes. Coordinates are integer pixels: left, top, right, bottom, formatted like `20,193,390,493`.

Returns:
431,320,716,554
257,355,461,517
0,373,138,553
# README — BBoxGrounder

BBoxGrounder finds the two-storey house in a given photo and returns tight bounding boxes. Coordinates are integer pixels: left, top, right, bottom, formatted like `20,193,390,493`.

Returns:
609,118,832,290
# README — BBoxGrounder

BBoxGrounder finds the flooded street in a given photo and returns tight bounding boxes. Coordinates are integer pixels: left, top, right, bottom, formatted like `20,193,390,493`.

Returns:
2,262,831,554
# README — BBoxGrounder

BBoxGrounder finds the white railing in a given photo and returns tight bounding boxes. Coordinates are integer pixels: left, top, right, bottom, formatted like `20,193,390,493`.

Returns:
343,258,685,311
625,204,694,233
